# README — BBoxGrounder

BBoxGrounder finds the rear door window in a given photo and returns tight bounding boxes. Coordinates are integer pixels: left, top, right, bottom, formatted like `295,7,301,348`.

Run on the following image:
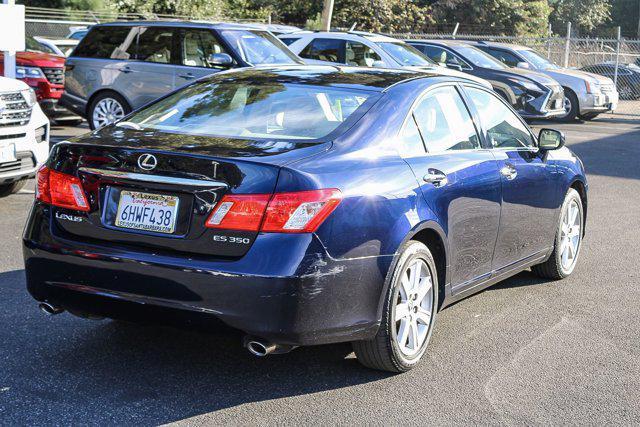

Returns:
133,27,176,64
72,26,136,59
299,38,345,63
179,29,231,68
345,41,383,67
412,86,480,153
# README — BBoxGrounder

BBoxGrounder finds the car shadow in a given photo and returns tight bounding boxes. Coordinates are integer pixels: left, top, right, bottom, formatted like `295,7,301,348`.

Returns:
0,269,390,424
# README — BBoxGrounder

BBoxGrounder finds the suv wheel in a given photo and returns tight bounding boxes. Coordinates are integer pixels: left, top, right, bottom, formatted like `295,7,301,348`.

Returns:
352,240,438,372
89,92,130,130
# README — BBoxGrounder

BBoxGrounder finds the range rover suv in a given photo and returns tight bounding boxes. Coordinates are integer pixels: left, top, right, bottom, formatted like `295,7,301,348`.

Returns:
60,21,304,130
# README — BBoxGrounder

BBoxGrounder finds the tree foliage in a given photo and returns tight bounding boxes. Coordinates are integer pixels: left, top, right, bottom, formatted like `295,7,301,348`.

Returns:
549,0,611,34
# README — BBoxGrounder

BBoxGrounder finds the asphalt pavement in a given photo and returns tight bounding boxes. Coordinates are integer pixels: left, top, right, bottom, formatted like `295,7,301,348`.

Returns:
1,117,639,425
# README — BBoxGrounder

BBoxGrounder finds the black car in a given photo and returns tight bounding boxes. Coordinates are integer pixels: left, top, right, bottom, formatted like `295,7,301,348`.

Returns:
580,63,640,100
407,39,565,119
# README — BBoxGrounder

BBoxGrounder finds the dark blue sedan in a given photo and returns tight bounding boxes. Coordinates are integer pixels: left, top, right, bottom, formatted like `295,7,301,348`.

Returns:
24,66,587,372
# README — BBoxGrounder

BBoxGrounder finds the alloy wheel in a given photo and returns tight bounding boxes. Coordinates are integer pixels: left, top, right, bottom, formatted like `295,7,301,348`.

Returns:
560,199,582,272
393,258,434,357
92,98,125,129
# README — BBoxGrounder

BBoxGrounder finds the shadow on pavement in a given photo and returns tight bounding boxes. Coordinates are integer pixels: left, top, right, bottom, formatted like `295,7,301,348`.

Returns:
0,269,389,424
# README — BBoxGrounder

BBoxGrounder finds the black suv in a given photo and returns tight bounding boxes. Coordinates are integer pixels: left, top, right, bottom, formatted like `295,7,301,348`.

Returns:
407,39,565,119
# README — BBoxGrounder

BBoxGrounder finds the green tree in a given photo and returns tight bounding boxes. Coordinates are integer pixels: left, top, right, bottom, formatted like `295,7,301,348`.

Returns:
549,0,611,34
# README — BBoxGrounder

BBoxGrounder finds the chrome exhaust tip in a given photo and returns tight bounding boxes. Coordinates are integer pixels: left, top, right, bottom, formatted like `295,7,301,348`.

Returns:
243,336,297,357
39,302,64,316
246,340,277,357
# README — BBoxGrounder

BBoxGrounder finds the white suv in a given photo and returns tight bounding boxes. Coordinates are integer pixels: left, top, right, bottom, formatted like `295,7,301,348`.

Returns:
0,76,50,196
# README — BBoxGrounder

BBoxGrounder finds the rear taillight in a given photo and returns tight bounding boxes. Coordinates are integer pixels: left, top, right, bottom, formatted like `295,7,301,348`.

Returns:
36,166,90,212
205,194,270,231
206,189,341,233
261,189,342,233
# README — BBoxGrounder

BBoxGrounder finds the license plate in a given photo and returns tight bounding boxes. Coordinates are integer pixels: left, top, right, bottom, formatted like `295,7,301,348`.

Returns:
115,191,179,234
0,144,16,163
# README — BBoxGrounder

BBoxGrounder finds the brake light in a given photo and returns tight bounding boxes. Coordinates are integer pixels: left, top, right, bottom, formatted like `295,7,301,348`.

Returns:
262,189,342,233
36,166,90,212
205,194,270,231
206,189,342,233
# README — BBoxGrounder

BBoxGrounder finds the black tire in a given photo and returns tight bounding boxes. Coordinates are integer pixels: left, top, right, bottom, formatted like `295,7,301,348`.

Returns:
0,179,27,197
352,240,438,373
556,90,579,122
532,188,583,280
88,91,131,130
578,112,600,121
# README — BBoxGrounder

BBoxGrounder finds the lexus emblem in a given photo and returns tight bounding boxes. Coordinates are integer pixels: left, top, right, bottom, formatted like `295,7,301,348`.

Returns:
137,154,157,171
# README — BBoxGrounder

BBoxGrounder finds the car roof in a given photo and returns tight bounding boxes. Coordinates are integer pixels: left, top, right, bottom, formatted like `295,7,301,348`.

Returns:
206,65,468,92
92,20,270,31
408,39,476,48
289,31,402,43
466,40,530,50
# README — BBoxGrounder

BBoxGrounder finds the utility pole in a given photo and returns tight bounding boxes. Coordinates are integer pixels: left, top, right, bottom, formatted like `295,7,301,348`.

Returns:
321,0,334,32
2,0,18,79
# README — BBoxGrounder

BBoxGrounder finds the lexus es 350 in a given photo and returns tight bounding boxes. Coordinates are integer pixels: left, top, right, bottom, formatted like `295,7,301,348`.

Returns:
24,66,587,372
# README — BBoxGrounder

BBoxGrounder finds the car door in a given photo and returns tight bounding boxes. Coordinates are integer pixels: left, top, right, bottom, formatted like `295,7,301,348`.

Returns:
173,28,236,87
400,84,502,289
463,85,559,270
123,26,178,107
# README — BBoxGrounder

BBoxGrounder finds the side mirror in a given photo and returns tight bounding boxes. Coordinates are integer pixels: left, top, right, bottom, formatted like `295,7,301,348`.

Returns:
516,61,530,69
445,61,463,71
208,53,233,68
538,128,565,150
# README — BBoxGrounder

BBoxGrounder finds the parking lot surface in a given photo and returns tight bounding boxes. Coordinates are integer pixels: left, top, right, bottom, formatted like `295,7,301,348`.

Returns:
1,118,639,425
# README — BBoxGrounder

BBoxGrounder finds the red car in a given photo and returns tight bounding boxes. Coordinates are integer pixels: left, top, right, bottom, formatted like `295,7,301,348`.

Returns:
0,37,78,123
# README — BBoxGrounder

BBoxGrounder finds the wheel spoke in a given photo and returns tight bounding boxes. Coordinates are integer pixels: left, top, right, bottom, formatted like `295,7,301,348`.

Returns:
397,319,410,347
415,276,432,305
395,303,410,322
415,307,431,325
410,320,419,350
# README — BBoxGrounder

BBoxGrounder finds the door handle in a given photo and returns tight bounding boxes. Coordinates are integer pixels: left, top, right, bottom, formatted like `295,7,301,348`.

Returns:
423,169,448,187
500,163,517,180
178,73,195,80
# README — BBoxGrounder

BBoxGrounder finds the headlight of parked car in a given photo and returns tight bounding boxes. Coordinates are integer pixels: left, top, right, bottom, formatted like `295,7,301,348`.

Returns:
507,78,541,92
16,66,45,79
21,88,37,107
584,80,601,94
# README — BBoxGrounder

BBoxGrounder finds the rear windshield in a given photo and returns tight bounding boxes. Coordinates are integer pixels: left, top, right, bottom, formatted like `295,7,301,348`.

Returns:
220,30,300,65
121,81,375,140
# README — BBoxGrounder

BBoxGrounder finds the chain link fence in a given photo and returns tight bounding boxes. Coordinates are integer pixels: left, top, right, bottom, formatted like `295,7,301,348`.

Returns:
397,31,640,119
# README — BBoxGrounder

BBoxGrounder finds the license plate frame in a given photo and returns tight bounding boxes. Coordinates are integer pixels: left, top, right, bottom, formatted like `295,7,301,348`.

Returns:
115,190,180,234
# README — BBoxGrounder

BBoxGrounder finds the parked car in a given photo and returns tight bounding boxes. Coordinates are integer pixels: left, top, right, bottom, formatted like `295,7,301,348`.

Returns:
580,63,640,101
469,40,618,121
0,38,79,124
61,21,305,130
67,26,90,40
280,31,492,87
34,36,79,57
407,39,566,119
24,66,587,372
0,76,50,195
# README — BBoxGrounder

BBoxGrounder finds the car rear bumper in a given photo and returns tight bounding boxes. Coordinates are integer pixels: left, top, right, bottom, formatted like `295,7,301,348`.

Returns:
23,203,388,346
59,92,88,118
